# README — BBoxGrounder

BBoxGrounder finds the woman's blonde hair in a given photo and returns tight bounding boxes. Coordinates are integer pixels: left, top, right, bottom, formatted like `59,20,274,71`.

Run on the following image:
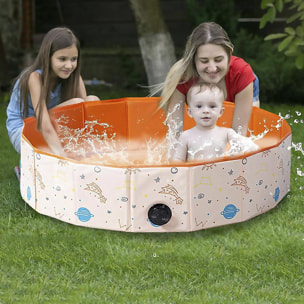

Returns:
158,22,234,111
16,27,81,129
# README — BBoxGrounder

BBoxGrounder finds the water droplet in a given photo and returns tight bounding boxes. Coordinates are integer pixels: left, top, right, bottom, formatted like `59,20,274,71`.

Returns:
297,168,304,176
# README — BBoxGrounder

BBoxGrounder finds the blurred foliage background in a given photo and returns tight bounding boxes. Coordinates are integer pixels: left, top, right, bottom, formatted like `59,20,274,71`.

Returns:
186,0,304,104
1,0,304,104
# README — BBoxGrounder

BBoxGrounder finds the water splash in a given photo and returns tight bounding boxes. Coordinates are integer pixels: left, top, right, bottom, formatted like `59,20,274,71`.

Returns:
56,114,170,165
296,168,304,177
248,127,269,141
54,107,300,168
290,142,304,155
280,111,304,180
55,110,267,165
164,103,184,160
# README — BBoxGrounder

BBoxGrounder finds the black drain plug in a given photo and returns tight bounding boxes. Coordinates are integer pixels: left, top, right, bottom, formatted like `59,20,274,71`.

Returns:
148,204,172,226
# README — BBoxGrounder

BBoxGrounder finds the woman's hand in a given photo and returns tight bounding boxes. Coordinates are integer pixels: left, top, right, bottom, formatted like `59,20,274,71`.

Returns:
232,82,254,136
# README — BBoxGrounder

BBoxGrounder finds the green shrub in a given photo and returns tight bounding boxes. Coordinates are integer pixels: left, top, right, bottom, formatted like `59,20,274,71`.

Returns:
234,29,304,104
186,0,240,38
185,0,304,104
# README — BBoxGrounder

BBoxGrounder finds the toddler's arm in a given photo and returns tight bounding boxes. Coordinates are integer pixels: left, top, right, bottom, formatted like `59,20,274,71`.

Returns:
227,129,259,155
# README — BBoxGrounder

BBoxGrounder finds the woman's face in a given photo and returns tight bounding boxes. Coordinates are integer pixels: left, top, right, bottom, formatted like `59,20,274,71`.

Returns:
194,44,229,84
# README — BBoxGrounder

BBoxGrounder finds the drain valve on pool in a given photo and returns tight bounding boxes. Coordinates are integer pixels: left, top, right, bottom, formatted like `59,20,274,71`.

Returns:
148,204,172,226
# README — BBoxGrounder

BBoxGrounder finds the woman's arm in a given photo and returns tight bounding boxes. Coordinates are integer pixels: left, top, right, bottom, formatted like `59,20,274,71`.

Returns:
29,72,67,156
232,82,253,136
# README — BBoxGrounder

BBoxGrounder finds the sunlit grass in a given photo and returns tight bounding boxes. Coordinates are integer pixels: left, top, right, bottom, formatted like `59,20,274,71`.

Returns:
0,91,303,303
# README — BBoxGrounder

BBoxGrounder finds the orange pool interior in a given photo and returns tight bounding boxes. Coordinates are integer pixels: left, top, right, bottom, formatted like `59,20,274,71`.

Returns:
22,97,291,166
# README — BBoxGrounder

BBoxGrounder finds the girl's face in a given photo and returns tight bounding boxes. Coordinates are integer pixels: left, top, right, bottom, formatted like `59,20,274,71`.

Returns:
50,44,78,79
194,44,229,84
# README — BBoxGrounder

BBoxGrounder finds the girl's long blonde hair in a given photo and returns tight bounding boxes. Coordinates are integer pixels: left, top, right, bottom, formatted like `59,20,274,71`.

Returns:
15,27,81,129
158,22,234,111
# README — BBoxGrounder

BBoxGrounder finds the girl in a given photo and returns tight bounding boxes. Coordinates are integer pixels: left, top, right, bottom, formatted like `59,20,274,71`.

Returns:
158,22,259,138
6,27,99,161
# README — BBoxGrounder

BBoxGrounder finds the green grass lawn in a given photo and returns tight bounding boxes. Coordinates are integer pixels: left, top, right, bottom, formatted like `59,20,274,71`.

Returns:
0,88,303,304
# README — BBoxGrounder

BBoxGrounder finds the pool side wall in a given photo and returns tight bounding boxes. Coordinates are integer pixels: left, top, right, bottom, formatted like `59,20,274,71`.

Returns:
20,134,291,232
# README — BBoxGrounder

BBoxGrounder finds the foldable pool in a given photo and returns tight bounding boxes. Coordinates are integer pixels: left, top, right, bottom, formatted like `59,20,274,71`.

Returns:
20,97,291,232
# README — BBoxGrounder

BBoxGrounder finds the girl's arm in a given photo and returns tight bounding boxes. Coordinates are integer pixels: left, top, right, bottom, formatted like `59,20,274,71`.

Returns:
77,76,87,99
232,82,254,136
55,76,88,107
54,76,99,108
29,72,67,156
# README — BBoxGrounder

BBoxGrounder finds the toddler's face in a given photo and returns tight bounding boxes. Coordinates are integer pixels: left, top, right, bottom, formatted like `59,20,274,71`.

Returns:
187,87,224,129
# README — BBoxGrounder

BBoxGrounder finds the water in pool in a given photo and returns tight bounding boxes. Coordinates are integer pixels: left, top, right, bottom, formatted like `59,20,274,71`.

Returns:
54,105,279,166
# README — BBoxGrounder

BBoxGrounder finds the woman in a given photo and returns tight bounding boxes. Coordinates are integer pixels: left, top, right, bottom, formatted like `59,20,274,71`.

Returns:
159,22,259,138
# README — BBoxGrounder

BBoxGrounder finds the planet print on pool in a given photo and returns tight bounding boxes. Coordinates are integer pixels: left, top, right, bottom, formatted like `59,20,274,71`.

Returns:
273,187,280,202
27,186,31,201
75,207,94,222
221,204,240,219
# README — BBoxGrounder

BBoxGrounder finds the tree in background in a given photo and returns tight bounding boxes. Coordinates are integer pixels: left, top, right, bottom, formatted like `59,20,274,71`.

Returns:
0,0,22,87
128,0,176,92
0,34,9,88
260,0,304,69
